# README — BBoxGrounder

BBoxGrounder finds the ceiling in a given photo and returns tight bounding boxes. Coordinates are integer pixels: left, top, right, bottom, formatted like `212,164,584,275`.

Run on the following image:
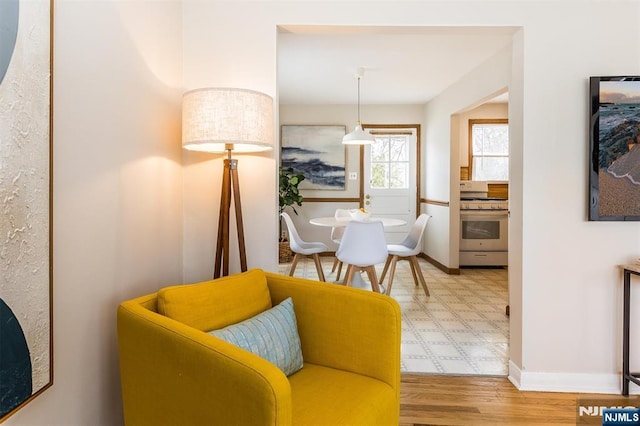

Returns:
277,26,517,106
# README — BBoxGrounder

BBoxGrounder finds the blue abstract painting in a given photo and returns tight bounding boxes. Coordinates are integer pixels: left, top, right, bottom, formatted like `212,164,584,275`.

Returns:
281,125,346,190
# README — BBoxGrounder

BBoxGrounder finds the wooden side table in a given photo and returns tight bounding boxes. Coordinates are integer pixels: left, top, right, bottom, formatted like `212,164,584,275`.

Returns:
621,264,640,396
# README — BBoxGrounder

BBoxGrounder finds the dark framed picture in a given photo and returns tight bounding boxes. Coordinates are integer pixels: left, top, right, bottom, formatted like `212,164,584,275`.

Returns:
280,125,347,190
589,76,640,221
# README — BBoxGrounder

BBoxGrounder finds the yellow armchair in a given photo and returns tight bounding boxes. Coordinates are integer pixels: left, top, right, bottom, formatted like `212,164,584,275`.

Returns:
117,269,401,425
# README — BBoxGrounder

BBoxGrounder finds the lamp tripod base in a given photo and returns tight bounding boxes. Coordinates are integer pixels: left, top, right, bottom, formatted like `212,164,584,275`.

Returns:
214,152,248,278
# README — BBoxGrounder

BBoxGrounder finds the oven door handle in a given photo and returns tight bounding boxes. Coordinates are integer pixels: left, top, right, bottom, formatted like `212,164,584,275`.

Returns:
460,210,509,218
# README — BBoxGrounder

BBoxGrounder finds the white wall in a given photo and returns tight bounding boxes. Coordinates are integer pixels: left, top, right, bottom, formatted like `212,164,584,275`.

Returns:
181,2,278,283
279,103,425,248
184,0,640,396
6,1,184,424
423,45,512,270
507,28,525,381
514,2,640,393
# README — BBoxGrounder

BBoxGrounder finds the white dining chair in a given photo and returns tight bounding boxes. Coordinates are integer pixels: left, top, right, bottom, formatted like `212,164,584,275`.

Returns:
330,208,351,280
379,214,431,296
336,220,388,293
280,212,329,281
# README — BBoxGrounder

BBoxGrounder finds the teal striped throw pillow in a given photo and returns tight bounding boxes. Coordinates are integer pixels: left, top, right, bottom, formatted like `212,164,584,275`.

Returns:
208,297,303,376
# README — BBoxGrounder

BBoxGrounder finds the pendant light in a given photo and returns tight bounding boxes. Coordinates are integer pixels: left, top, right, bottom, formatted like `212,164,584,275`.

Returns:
342,68,375,145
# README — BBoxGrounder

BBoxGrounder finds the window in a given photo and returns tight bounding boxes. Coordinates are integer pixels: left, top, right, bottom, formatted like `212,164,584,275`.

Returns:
370,135,410,189
470,119,509,181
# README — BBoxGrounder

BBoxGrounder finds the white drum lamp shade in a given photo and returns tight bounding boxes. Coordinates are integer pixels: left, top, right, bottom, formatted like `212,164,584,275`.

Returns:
182,88,274,153
181,87,274,278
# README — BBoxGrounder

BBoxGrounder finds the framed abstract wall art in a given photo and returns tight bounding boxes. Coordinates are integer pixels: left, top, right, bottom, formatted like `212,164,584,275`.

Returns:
0,0,53,420
589,76,640,221
280,125,346,190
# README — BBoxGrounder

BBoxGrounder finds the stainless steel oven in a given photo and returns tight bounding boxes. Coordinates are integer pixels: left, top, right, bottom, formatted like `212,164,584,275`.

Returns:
459,181,508,266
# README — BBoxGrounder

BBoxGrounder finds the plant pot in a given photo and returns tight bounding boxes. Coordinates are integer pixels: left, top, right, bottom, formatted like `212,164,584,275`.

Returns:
279,241,293,263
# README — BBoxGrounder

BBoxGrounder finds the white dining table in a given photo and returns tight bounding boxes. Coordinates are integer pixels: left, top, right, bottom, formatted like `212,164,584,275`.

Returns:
309,216,407,228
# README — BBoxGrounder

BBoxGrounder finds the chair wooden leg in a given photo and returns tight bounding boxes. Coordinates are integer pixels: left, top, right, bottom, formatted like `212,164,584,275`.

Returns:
344,265,355,287
288,253,301,276
408,257,419,286
365,266,381,293
379,255,392,283
385,255,399,295
336,261,344,281
410,256,430,297
331,257,339,273
312,253,326,282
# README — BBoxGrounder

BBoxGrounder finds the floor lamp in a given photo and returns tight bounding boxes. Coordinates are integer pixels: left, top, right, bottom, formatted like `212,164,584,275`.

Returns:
182,88,274,278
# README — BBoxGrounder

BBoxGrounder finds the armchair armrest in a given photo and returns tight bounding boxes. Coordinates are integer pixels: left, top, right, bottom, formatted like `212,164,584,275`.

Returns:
265,272,401,393
117,295,292,426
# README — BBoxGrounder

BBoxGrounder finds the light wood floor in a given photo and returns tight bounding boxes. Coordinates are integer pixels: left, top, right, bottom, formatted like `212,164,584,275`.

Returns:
400,374,602,425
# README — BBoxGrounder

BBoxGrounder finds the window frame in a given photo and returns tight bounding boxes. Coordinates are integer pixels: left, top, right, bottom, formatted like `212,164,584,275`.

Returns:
369,133,411,190
468,118,509,182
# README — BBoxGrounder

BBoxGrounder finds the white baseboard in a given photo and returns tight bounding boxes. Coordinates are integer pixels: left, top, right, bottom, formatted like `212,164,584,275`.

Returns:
508,360,522,388
508,360,639,395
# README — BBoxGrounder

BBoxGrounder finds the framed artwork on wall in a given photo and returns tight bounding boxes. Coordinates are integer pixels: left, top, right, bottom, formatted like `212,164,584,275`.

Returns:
0,0,53,420
589,76,640,221
280,125,346,190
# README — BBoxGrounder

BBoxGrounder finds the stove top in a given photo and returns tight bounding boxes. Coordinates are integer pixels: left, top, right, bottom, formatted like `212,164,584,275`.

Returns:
460,181,508,210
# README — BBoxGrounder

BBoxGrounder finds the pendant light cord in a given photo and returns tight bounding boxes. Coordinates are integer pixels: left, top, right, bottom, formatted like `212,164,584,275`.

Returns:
357,76,361,124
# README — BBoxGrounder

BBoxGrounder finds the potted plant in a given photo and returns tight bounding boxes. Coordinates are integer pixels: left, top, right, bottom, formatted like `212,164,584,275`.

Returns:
278,167,305,263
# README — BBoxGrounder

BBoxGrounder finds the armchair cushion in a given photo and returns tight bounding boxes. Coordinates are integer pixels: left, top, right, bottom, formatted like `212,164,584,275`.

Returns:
289,363,398,425
209,297,303,376
157,269,272,331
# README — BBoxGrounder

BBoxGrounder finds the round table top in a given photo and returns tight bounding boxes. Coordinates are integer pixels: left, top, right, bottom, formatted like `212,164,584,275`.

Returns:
309,216,407,228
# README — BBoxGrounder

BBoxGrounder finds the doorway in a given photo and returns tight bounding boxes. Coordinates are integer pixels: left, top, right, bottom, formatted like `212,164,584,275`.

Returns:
362,125,420,243
276,26,523,379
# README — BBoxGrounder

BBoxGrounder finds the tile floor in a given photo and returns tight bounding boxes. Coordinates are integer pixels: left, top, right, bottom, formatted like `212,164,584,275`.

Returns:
278,256,509,376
